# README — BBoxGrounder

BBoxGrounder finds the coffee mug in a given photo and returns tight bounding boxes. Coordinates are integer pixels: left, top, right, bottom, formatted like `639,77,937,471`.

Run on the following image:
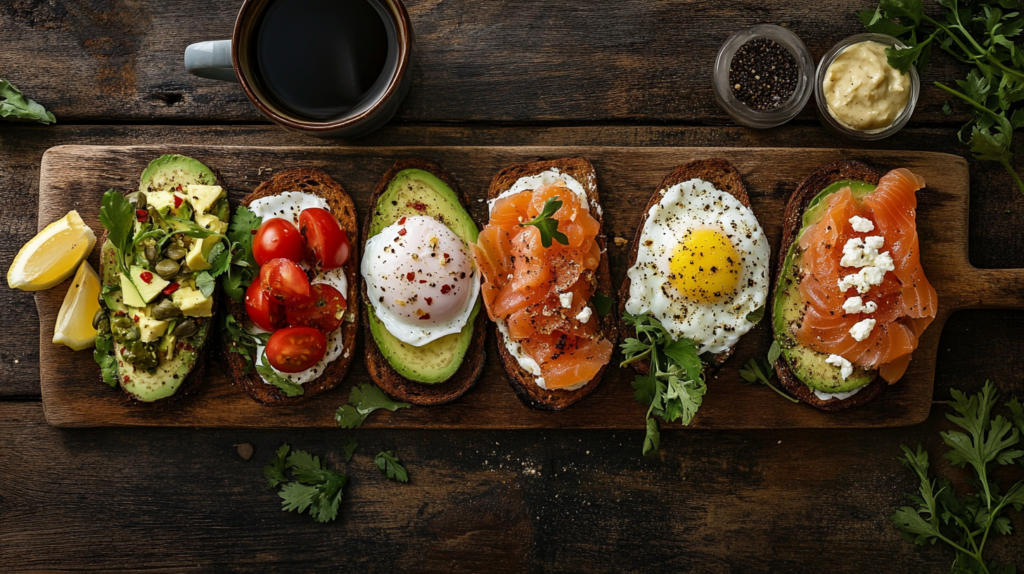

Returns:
184,0,412,140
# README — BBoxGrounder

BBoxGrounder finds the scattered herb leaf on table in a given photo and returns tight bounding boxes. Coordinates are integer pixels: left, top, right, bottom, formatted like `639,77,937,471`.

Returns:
0,80,55,124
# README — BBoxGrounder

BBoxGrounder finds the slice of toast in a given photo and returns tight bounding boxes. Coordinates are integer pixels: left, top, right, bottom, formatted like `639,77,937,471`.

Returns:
616,158,750,375
486,157,618,411
224,168,360,406
360,158,487,406
772,160,887,411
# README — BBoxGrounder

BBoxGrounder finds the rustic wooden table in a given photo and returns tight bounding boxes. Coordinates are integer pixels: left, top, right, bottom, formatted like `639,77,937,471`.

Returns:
1,1,1022,572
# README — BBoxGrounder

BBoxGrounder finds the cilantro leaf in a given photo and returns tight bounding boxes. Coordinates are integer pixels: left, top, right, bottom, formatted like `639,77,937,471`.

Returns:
335,383,412,429
643,418,660,457
196,271,217,299
223,206,262,302
375,450,409,483
738,357,799,403
341,436,358,462
520,196,569,248
263,443,291,488
265,443,349,524
99,189,135,275
592,292,614,317
220,313,267,373
0,80,55,124
745,305,766,325
256,352,305,397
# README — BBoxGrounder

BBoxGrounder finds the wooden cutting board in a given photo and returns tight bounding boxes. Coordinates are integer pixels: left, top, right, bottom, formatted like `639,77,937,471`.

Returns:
36,145,1022,429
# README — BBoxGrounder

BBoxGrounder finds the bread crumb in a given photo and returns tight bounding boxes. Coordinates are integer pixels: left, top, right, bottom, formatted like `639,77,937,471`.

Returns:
613,237,628,247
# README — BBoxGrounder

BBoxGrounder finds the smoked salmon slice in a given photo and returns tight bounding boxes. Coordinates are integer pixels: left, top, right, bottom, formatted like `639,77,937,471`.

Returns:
794,169,936,384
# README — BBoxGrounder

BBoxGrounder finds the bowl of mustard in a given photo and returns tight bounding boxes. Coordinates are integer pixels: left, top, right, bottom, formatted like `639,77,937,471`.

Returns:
814,33,920,141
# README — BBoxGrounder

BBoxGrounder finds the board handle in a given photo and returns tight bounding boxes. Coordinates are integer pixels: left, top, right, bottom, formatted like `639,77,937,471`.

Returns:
953,267,1024,310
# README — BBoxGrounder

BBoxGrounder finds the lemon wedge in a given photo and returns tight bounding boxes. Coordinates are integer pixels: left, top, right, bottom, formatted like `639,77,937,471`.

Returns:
53,261,102,351
8,210,96,291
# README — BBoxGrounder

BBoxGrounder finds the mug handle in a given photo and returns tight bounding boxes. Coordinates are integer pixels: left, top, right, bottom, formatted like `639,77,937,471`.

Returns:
184,40,237,82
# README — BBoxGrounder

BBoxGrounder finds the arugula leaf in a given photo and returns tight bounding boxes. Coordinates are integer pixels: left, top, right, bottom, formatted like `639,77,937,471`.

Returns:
221,313,268,373
99,189,135,275
890,381,1024,572
375,450,409,483
264,443,349,523
592,292,614,317
738,357,799,403
341,436,358,462
335,383,412,429
0,80,55,124
93,331,118,387
196,271,217,299
620,312,707,456
255,352,305,397
520,196,569,248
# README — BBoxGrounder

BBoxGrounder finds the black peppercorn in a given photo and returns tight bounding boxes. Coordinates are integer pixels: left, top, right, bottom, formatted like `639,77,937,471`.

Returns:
729,38,798,111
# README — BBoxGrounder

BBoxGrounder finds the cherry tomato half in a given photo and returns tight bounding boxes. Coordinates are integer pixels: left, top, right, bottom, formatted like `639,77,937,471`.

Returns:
245,280,285,332
286,283,347,333
253,218,304,266
299,208,350,270
260,258,311,304
265,326,327,373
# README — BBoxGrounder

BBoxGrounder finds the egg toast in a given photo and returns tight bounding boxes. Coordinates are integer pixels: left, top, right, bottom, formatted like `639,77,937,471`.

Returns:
224,168,361,406
482,157,618,411
360,159,488,406
617,158,754,375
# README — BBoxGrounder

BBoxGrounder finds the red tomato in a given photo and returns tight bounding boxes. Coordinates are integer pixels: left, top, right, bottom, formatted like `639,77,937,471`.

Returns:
253,218,304,266
299,208,350,270
260,258,311,304
266,327,327,373
286,283,347,333
245,280,285,331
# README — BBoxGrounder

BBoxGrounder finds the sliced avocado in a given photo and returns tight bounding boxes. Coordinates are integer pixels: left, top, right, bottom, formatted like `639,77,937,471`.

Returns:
140,154,217,194
185,184,225,216
172,285,214,317
772,180,877,394
120,273,147,308
130,265,170,304
368,169,480,384
117,321,207,402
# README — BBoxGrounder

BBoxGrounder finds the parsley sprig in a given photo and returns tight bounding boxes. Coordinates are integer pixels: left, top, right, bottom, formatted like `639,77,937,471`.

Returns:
620,312,706,456
375,450,409,483
222,206,262,302
98,189,135,277
858,0,1024,195
890,381,1024,573
263,444,349,524
336,384,412,428
739,341,799,403
521,196,569,248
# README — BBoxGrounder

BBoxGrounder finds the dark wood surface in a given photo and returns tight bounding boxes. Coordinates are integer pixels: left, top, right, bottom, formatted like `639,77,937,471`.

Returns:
38,145,997,429
2,0,1024,569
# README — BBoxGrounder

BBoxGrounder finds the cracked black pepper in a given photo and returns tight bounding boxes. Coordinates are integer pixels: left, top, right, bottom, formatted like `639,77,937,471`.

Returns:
729,38,798,111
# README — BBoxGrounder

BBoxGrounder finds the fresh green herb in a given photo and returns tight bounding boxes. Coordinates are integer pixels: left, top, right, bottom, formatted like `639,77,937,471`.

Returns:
256,352,304,397
221,313,268,373
739,341,799,403
196,271,217,299
93,331,118,387
858,0,1024,195
98,189,135,276
890,381,1024,573
520,196,569,248
0,80,55,124
620,312,706,456
592,292,614,317
335,383,412,429
745,305,766,324
223,206,263,302
341,436,358,462
374,450,409,483
263,443,349,523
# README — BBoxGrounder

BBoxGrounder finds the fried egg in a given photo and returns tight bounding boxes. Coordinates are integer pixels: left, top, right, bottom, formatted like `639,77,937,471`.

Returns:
362,215,479,346
624,178,769,354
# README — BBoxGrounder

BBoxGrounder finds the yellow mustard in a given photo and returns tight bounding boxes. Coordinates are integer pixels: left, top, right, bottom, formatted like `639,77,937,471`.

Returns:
822,41,910,131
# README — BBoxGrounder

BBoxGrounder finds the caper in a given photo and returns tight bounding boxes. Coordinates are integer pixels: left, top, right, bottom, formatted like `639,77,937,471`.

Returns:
155,259,180,280
96,317,110,335
179,262,192,275
152,299,182,320
145,244,159,265
164,244,186,261
136,191,147,210
172,319,198,338
97,293,105,306
92,308,107,329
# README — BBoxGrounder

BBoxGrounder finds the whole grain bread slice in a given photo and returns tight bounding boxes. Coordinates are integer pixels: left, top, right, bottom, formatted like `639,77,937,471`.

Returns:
486,157,619,411
772,160,887,411
360,158,487,406
224,168,360,406
616,158,750,375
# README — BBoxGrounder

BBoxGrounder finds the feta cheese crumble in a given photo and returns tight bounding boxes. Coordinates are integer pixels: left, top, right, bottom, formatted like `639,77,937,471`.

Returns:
825,354,854,380
575,306,593,324
849,215,874,233
842,296,878,314
838,266,886,294
559,292,573,309
849,318,876,342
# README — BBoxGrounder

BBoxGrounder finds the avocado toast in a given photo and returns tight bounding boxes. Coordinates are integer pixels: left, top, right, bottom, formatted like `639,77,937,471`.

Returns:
223,168,360,406
360,159,487,406
94,154,227,403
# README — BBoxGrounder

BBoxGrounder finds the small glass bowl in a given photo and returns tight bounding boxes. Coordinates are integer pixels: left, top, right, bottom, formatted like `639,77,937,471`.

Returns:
814,33,920,141
712,24,815,129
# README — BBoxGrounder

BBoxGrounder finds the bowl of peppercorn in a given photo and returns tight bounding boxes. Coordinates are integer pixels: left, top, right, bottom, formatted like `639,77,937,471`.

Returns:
713,24,814,129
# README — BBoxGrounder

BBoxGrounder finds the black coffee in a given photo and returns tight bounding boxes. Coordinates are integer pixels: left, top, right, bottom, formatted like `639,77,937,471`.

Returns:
252,0,391,120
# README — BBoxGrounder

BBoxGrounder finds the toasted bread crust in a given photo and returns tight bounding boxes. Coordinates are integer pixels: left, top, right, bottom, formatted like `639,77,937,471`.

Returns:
772,160,887,411
616,159,749,375
360,158,487,406
224,168,360,406
486,157,619,411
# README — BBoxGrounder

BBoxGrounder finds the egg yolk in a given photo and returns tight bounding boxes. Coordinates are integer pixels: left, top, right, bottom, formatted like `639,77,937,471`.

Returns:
668,228,741,303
